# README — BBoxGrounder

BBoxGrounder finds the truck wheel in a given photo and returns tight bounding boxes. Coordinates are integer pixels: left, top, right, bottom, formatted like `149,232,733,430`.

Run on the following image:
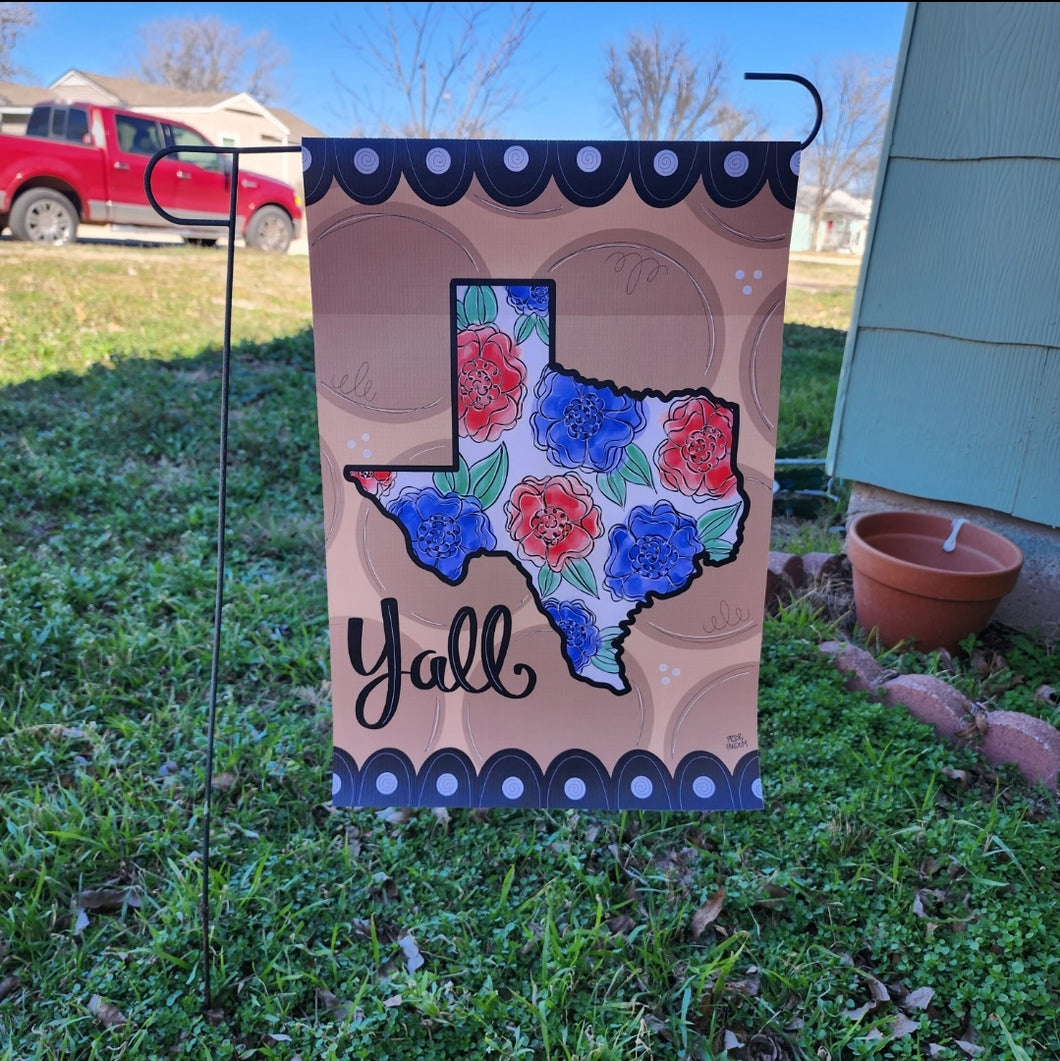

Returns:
244,206,293,253
10,188,79,245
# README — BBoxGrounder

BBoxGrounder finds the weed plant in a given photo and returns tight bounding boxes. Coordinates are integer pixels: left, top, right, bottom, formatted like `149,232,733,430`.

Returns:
1,244,1057,1058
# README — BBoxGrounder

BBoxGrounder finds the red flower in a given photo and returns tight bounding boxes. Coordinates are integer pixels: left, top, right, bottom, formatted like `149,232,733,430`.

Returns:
348,470,396,496
457,325,526,443
505,474,603,572
655,396,738,499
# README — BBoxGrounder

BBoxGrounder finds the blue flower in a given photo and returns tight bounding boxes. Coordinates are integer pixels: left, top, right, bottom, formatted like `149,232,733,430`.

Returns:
604,500,702,602
544,598,602,672
387,487,496,582
531,369,646,474
506,285,550,317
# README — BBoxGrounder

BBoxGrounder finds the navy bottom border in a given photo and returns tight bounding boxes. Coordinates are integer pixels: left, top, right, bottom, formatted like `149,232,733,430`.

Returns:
332,745,762,812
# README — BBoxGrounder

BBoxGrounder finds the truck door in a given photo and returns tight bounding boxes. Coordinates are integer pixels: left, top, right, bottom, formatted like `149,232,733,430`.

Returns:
165,123,231,228
110,114,181,226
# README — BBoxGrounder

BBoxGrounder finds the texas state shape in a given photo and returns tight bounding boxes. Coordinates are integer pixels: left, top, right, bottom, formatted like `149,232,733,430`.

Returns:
345,282,748,692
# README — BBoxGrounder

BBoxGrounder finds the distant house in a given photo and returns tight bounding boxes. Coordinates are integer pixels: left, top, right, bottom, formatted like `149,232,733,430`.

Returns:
791,185,873,255
0,80,68,132
828,2,1060,636
1,70,323,195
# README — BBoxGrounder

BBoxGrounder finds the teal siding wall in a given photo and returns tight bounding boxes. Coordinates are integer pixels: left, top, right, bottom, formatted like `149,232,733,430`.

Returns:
829,2,1060,528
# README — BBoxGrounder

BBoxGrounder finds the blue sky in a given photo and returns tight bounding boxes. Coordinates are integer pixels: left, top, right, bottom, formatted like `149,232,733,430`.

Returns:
15,2,908,140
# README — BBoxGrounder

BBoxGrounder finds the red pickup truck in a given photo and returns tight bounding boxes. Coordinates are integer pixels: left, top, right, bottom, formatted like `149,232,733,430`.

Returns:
0,101,303,252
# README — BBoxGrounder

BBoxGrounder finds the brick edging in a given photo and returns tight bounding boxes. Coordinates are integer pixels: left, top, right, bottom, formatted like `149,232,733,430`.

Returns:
766,550,1060,792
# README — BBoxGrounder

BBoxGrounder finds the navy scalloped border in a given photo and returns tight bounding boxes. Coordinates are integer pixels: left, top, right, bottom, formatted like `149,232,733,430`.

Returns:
302,138,800,212
331,746,762,812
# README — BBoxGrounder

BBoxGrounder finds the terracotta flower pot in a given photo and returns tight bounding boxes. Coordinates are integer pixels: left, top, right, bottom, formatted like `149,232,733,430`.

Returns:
846,511,1023,653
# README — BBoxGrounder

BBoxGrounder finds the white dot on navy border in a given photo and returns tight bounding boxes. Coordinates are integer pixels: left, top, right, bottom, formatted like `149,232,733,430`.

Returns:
375,770,398,795
692,775,716,799
426,147,451,174
653,149,678,176
354,148,379,175
576,146,601,173
502,776,524,800
724,151,749,178
564,776,586,800
630,775,653,799
301,146,312,171
436,772,458,796
504,146,529,172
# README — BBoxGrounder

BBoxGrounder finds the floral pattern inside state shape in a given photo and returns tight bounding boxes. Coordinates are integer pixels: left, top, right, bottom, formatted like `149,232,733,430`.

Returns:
346,282,748,692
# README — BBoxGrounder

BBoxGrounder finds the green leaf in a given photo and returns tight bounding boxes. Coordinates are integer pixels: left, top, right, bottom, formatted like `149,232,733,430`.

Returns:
534,315,550,345
619,443,654,488
463,286,483,323
464,285,498,324
591,649,620,674
454,456,472,496
538,566,561,597
700,537,735,562
599,472,626,507
469,444,509,510
561,558,599,598
697,502,742,545
434,455,471,496
601,626,625,641
514,315,535,344
455,302,469,330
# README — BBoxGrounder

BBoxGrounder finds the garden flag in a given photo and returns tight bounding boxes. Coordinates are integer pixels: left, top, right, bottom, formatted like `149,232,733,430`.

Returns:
303,136,801,811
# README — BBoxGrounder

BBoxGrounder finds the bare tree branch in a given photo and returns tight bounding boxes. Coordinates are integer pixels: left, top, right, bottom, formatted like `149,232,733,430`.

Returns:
334,2,540,138
605,27,760,141
136,16,290,104
801,55,894,250
0,2,34,81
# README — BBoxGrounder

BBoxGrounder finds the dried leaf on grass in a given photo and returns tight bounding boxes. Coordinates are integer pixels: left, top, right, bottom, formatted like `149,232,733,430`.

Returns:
900,986,935,1011
88,994,127,1028
0,975,20,1002
889,1013,921,1037
77,887,142,911
316,988,354,1021
691,886,726,938
398,933,424,973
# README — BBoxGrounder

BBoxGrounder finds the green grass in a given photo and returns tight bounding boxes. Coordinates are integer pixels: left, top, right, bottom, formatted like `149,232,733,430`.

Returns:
1,242,1058,1059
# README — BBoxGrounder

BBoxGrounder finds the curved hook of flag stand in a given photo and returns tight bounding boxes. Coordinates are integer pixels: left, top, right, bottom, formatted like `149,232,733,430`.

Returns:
744,71,824,149
144,72,819,1013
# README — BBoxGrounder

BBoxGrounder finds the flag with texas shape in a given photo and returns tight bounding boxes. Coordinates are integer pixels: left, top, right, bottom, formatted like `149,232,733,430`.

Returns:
305,136,801,811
